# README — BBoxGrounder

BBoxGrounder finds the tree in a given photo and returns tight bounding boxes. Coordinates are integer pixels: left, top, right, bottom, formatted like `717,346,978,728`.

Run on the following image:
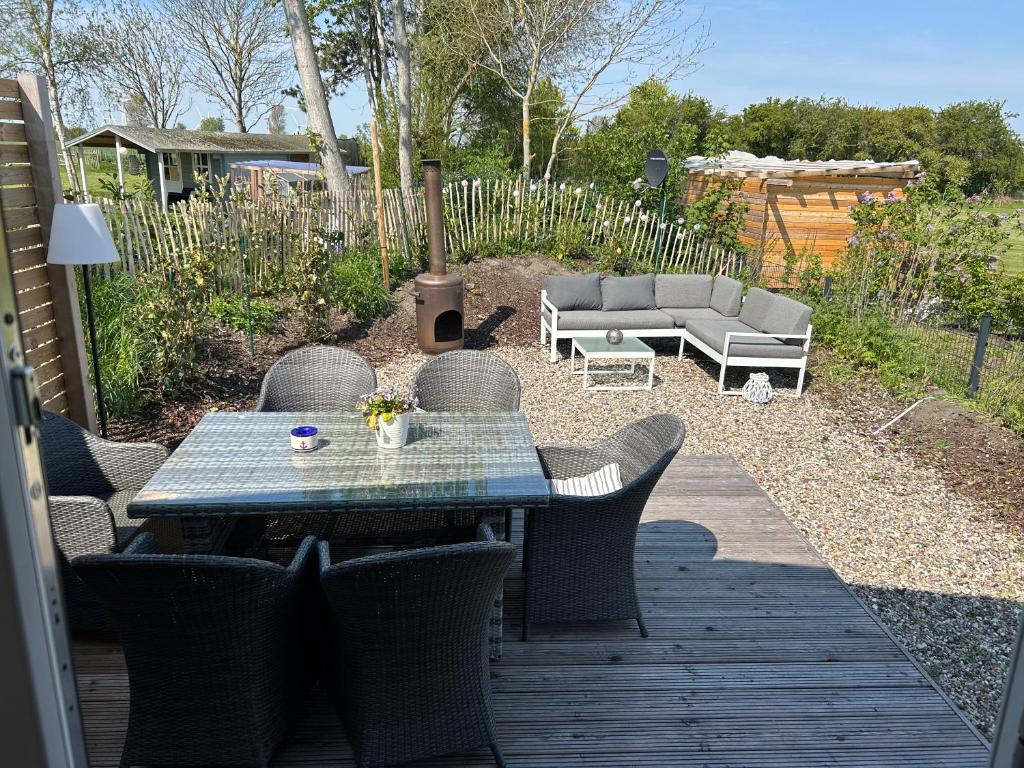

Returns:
282,0,350,194
441,0,705,180
539,0,706,178
0,0,98,197
198,115,226,132
124,94,153,127
391,0,414,195
161,0,291,132
92,0,189,129
267,103,287,134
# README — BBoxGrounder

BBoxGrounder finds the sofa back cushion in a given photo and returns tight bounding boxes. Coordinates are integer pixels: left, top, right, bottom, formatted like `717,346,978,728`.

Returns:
544,274,603,311
601,274,656,311
763,293,812,341
709,276,743,316
740,287,812,341
655,274,713,309
738,287,774,330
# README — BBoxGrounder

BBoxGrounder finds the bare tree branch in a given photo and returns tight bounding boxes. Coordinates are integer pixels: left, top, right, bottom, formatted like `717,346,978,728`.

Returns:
161,0,291,132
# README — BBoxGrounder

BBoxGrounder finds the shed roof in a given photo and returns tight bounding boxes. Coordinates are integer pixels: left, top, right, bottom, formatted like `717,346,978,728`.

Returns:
66,125,313,155
684,150,920,180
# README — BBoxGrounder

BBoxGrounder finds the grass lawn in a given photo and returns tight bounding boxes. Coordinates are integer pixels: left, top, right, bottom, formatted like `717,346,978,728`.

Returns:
986,198,1024,274
60,152,152,201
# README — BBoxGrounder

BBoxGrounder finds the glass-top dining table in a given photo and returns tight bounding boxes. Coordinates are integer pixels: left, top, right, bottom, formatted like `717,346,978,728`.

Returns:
128,410,551,659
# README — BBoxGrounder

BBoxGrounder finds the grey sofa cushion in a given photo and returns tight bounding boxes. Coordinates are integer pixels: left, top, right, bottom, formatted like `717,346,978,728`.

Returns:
739,287,812,345
660,307,730,328
687,319,806,359
544,274,603,311
709,276,743,316
545,309,674,330
738,287,775,331
763,293,812,338
655,274,713,309
601,275,656,311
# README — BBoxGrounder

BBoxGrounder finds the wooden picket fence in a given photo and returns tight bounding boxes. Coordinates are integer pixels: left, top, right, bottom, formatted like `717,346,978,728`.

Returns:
96,177,742,290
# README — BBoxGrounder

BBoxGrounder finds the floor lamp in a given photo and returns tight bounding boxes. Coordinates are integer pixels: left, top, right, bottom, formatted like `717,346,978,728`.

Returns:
47,203,120,438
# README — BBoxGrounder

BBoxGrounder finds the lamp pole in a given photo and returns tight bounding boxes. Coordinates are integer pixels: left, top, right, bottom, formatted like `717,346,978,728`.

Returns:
79,268,108,438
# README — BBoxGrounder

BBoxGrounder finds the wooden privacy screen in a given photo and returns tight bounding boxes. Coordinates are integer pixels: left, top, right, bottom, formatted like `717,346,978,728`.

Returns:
682,172,908,270
0,75,94,429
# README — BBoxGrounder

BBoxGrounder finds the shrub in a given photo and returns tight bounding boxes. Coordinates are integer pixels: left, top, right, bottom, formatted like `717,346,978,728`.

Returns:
208,294,279,334
289,231,336,340
332,248,393,320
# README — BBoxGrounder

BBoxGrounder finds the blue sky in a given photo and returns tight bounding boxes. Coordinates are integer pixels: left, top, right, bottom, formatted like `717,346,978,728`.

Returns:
161,0,1024,137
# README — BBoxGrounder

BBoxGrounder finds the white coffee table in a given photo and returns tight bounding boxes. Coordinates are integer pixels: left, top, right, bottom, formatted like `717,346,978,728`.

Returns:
570,337,655,391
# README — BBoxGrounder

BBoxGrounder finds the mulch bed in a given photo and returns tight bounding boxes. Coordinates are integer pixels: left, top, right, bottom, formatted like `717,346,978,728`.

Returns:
108,256,566,448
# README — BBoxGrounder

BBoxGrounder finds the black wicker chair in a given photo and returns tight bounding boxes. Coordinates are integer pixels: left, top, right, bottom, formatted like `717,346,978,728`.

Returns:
319,525,514,768
412,349,521,412
523,414,685,640
75,536,320,768
257,345,377,412
40,410,167,636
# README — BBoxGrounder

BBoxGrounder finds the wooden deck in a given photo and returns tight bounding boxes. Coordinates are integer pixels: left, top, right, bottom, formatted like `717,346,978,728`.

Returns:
73,455,991,766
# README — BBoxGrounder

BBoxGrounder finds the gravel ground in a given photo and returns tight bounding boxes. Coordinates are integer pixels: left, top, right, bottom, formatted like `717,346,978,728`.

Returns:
377,342,1023,740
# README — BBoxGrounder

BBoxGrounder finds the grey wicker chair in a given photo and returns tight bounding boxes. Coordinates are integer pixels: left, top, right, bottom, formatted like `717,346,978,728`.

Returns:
319,525,514,768
40,410,167,636
412,350,521,412
523,414,685,641
257,345,377,412
75,536,320,768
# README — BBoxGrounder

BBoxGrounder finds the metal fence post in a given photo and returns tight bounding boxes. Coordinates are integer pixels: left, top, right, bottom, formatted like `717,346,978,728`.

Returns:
968,314,993,398
823,275,833,299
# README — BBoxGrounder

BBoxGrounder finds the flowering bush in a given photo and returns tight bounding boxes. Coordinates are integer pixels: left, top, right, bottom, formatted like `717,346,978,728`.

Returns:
356,387,417,430
289,230,337,340
841,173,1024,325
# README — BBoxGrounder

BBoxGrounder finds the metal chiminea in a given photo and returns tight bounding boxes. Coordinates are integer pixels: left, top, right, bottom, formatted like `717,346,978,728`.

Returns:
414,159,464,353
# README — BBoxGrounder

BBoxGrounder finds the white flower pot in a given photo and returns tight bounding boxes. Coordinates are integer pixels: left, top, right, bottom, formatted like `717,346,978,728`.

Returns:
375,412,410,449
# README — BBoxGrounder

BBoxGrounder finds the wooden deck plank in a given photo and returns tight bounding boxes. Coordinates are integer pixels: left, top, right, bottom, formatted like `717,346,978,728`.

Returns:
73,454,990,766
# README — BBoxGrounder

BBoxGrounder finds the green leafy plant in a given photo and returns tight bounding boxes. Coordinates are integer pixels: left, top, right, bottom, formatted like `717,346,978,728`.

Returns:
355,386,417,430
841,174,1024,324
331,247,394,320
289,231,336,340
208,294,279,334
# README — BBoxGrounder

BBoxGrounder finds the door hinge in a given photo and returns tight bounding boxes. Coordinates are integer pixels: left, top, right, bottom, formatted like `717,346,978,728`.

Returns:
10,365,41,431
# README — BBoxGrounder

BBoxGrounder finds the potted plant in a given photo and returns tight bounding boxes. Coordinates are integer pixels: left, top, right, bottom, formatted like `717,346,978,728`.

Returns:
357,386,417,449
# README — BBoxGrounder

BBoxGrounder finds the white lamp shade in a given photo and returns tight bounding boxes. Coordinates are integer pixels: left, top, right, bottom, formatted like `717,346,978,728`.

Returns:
47,203,120,266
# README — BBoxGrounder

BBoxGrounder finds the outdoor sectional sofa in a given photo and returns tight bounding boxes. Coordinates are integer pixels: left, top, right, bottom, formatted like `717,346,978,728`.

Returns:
540,273,813,396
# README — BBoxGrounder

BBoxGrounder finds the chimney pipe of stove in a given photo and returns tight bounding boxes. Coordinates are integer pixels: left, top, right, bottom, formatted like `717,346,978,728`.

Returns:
422,159,446,276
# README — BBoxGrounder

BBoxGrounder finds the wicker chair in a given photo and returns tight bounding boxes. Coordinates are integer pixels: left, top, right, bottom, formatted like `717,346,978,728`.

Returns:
523,414,685,641
75,536,321,768
412,350,521,412
257,345,377,412
319,525,514,768
40,410,167,636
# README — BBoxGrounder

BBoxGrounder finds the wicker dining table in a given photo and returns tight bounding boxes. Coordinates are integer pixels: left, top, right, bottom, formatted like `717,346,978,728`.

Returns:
128,410,550,659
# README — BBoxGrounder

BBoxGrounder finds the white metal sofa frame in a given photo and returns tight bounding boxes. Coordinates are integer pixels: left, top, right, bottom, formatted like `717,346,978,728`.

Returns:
539,290,686,364
680,325,813,397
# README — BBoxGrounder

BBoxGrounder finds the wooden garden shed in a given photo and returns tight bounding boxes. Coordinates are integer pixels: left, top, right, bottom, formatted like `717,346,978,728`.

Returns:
681,151,920,269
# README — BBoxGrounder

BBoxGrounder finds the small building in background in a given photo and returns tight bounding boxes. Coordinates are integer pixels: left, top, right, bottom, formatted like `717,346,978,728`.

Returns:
65,126,321,208
229,159,370,200
681,151,920,271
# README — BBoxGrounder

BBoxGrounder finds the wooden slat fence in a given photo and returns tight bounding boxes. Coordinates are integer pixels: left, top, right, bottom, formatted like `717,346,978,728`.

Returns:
1,75,94,428
97,179,743,289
